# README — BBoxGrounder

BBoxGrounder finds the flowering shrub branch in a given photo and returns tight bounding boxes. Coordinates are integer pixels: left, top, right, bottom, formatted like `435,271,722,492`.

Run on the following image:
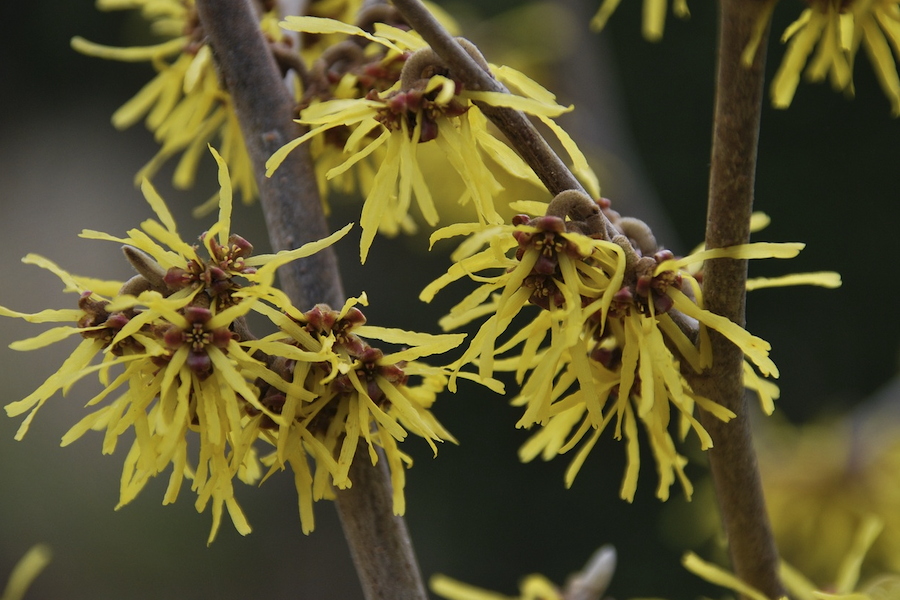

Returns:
194,1,425,598
685,0,782,597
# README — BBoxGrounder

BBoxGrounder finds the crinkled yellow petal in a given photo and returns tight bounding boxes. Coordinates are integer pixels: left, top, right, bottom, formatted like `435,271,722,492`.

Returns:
327,129,389,180
1,544,52,600
508,200,550,216
430,573,516,600
619,402,640,502
861,19,900,116
0,306,83,325
682,552,771,600
834,515,884,594
643,0,668,41
536,114,601,199
70,35,187,62
372,23,428,51
140,178,179,234
772,11,824,108
494,65,557,105
280,16,401,52
750,211,771,232
428,222,494,250
746,271,842,291
463,90,571,118
183,45,211,94
590,0,623,32
358,327,465,363
208,145,234,246
669,288,778,377
244,222,353,273
8,325,102,351
21,254,85,293
360,134,402,263
660,242,805,274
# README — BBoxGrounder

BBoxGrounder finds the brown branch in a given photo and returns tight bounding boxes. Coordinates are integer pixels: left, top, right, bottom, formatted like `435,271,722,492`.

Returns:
334,443,429,600
196,0,343,311
194,3,427,600
684,1,783,598
389,0,594,204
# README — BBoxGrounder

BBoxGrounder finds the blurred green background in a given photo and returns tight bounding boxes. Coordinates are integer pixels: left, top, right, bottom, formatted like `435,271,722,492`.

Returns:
1,1,898,599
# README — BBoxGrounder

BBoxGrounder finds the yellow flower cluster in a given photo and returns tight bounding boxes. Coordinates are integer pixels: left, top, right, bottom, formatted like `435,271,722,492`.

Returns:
266,16,599,262
593,0,900,115
757,0,900,115
432,520,898,600
423,192,839,501
685,516,899,600
1,148,478,542
70,0,284,210
758,413,900,579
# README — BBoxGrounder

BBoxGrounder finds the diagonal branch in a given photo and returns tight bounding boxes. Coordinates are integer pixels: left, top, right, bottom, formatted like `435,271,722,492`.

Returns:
390,0,593,204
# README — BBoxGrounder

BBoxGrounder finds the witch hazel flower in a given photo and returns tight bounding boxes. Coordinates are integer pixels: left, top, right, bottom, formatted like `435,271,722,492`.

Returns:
230,293,502,533
1,147,351,543
266,15,598,262
684,515,898,600
741,0,900,115
423,190,840,501
71,0,288,209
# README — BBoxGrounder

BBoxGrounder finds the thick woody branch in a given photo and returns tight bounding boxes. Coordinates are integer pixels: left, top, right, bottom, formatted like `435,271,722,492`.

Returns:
390,0,593,203
196,0,343,310
195,3,426,600
684,1,783,598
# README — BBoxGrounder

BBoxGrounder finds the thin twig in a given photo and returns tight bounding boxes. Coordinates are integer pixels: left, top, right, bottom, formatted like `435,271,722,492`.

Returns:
684,1,783,598
390,0,592,203
194,3,428,600
195,0,343,311
272,42,312,89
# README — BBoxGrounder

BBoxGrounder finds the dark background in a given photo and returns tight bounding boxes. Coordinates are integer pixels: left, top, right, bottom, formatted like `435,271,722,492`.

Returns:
1,1,898,598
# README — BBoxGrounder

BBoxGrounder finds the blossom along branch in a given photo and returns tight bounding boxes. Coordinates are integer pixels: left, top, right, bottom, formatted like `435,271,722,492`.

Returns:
388,0,780,596
388,0,620,239
195,0,343,311
194,2,428,599
684,0,783,598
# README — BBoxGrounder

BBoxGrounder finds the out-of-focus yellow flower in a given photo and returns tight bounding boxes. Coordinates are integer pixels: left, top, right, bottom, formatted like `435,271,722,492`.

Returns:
432,573,562,600
850,0,900,115
758,412,900,580
1,148,351,544
1,545,51,600
684,515,899,600
423,192,839,501
747,0,900,115
431,546,616,600
767,0,854,110
267,17,598,262
70,0,285,209
590,0,690,41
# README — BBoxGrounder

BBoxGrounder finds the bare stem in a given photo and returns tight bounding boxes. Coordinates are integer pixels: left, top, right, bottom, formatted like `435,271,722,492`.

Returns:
194,2,427,599
685,1,782,598
334,444,429,600
390,0,591,201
